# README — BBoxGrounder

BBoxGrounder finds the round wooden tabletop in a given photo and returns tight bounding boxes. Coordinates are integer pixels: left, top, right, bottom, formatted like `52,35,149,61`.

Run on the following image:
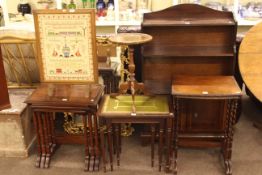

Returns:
108,33,152,45
239,22,262,102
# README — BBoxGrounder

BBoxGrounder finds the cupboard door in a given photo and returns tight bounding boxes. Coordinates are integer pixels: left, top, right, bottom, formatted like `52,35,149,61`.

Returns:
178,99,226,133
0,47,10,110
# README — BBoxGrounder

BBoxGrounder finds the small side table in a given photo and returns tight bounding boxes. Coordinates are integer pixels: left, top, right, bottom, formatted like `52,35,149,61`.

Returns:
172,76,242,175
25,83,103,171
98,95,173,172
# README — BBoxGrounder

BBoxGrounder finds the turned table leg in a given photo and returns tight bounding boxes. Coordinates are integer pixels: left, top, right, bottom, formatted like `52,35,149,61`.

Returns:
151,124,156,167
165,116,173,173
47,112,55,153
115,124,120,166
82,114,90,171
173,97,179,175
87,113,96,171
93,114,100,171
33,112,41,168
107,121,114,171
42,112,51,168
159,121,164,172
224,99,238,175
100,122,107,172
37,112,46,169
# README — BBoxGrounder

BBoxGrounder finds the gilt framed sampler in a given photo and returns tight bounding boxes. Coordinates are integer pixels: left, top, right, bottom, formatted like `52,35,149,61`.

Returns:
33,9,98,83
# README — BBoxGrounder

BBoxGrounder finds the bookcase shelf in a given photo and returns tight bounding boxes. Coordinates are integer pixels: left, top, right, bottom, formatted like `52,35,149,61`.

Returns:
143,46,234,57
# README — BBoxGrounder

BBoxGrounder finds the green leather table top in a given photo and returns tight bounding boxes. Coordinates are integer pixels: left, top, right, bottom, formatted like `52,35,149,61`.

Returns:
100,95,170,115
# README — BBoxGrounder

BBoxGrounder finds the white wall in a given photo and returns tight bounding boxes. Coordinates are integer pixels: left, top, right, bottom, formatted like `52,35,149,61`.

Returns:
6,0,19,14
152,0,173,11
6,0,57,14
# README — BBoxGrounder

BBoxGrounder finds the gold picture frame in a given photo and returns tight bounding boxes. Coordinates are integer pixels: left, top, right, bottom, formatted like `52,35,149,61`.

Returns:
34,9,98,83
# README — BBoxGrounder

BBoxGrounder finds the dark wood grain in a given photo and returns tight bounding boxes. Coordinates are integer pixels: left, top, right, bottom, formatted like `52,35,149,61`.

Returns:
172,76,241,98
0,47,10,110
142,4,234,26
239,22,262,102
140,4,239,147
25,83,103,108
172,75,241,175
239,22,262,130
141,4,237,95
98,62,119,94
140,5,241,174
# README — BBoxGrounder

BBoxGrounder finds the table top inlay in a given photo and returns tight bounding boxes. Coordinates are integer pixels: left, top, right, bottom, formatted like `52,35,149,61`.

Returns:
100,95,170,116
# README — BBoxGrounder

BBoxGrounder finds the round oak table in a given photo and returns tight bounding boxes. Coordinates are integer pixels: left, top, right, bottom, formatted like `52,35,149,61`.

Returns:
239,22,262,129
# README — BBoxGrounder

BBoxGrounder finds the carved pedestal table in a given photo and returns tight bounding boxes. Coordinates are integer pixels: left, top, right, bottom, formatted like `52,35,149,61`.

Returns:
108,33,152,113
